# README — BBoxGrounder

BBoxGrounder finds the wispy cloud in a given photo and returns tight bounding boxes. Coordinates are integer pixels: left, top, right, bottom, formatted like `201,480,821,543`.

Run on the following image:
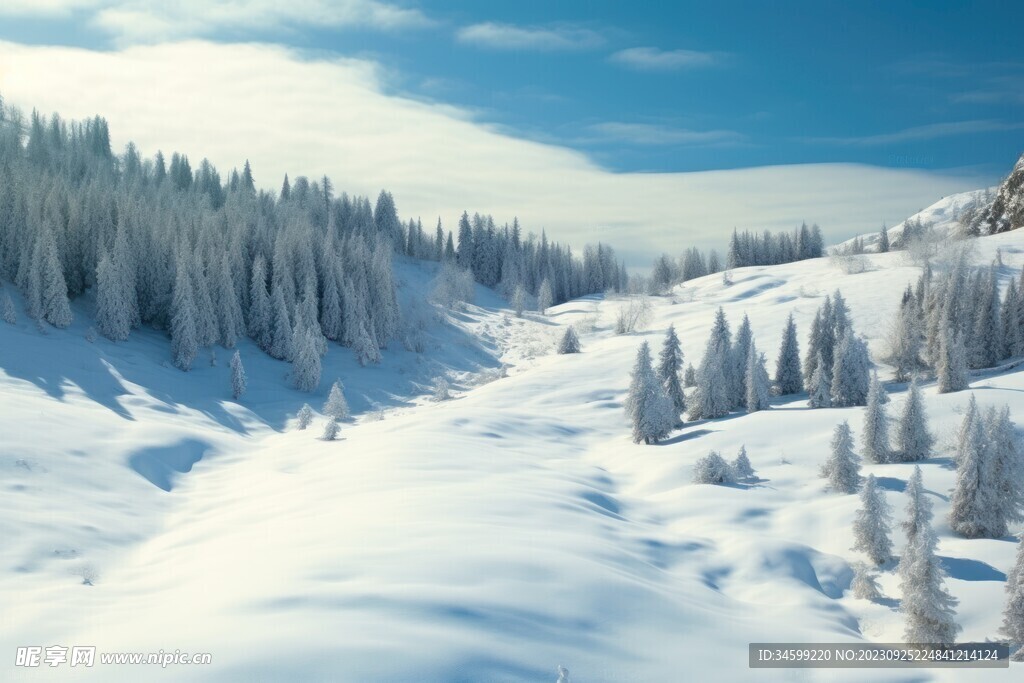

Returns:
587,122,744,147
609,46,722,71
803,120,1024,146
0,1,434,42
456,22,604,51
0,40,986,266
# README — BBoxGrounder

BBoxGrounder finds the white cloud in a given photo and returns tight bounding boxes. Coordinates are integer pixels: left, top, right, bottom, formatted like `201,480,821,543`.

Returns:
587,122,744,146
805,120,1024,146
0,41,988,267
0,1,433,41
456,22,603,51
0,0,101,16
610,46,721,71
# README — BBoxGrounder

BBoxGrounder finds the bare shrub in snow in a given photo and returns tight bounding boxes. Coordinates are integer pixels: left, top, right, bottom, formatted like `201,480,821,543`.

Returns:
614,295,651,334
431,262,475,311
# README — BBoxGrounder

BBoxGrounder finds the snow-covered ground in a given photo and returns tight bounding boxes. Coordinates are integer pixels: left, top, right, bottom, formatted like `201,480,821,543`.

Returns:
3,228,1024,681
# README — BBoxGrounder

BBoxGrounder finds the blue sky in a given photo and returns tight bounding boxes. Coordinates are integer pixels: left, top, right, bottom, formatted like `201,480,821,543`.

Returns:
2,0,1021,175
0,1,1017,265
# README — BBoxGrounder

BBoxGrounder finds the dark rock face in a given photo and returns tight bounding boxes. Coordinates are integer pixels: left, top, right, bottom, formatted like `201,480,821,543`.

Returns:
988,153,1024,233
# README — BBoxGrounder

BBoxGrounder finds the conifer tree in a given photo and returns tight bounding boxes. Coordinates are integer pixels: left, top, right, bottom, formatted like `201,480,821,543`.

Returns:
895,380,933,462
247,256,271,351
936,323,969,393
808,352,832,408
1001,540,1024,661
170,254,198,371
683,363,696,388
353,322,381,366
1,290,14,324
296,403,314,430
321,417,340,441
95,249,133,341
989,406,1024,532
557,327,581,354
291,328,321,392
732,314,753,406
732,445,755,481
878,224,890,253
537,278,553,315
862,372,890,464
745,341,771,412
689,308,732,420
822,421,860,494
831,330,870,407
323,380,349,420
852,474,893,566
851,562,882,600
216,254,243,348
657,324,685,420
949,408,999,538
512,285,527,318
774,313,803,395
626,341,674,444
34,225,72,328
1001,279,1022,359
693,451,734,484
902,465,931,546
230,350,246,400
268,285,294,361
899,512,960,644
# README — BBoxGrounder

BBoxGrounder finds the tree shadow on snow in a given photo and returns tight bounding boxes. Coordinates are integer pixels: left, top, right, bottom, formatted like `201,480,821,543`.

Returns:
938,556,1006,582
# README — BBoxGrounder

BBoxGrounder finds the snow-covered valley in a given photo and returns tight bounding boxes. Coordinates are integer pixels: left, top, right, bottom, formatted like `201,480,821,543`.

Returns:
4,221,1024,681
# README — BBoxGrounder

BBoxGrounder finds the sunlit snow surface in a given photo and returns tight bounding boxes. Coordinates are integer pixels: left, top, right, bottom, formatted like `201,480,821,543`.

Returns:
2,229,1023,681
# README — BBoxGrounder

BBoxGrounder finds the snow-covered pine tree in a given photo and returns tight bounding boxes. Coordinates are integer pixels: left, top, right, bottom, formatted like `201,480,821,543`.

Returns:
1002,540,1024,661
433,378,451,401
230,350,246,400
822,420,860,494
732,445,755,481
898,511,960,645
1,290,14,324
886,287,925,381
683,363,696,388
878,224,890,253
625,341,674,444
936,322,969,393
216,253,243,349
895,380,933,462
808,351,832,408
537,278,553,315
902,465,931,546
247,255,272,351
268,285,294,361
989,405,1024,532
831,289,851,339
32,224,72,328
321,417,340,441
969,266,1001,369
949,407,999,538
732,314,753,408
745,341,771,412
291,328,322,393
323,380,350,420
296,403,314,430
557,327,581,354
693,451,734,484
831,330,870,407
353,322,382,366
953,394,979,468
774,313,803,395
852,474,893,566
512,285,527,318
862,372,891,464
851,562,882,600
689,308,733,420
1001,278,1023,359
170,252,198,371
657,324,685,421
95,246,136,341
803,309,824,385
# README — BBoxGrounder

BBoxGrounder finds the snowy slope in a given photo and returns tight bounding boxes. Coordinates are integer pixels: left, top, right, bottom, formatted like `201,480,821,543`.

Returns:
3,235,1024,682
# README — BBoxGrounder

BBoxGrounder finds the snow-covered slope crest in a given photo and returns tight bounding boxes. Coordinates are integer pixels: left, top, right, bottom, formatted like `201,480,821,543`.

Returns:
4,232,1024,682
836,187,992,253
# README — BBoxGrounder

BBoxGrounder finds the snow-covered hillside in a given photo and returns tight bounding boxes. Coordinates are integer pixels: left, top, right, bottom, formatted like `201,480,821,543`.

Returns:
4,229,1024,681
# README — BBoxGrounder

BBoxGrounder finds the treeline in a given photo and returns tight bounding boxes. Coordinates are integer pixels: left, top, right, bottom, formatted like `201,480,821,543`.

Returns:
884,248,1024,388
0,96,625,389
648,224,825,293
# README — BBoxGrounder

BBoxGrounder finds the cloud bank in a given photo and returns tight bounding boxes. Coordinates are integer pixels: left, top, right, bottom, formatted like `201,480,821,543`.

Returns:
0,41,988,267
